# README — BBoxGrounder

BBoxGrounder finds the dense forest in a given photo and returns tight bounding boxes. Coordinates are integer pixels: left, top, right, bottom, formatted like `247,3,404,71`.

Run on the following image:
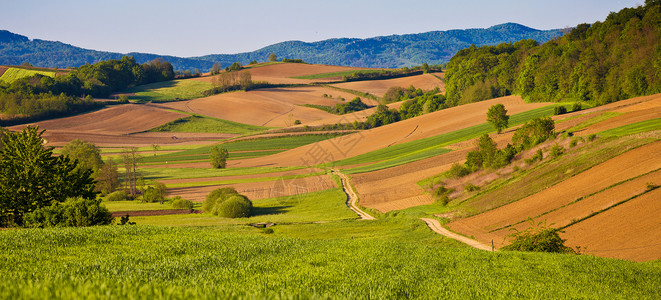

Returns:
444,1,661,106
0,23,562,70
0,56,174,124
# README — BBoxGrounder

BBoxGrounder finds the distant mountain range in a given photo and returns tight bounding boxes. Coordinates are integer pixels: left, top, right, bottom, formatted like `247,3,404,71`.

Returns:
0,23,563,71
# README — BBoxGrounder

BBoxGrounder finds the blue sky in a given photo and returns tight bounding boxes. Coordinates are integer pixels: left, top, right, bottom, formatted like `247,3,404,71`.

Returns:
1,0,641,57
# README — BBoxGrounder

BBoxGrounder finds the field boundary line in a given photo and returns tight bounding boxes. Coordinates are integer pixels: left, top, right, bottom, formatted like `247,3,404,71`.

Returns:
332,169,375,220
420,218,494,251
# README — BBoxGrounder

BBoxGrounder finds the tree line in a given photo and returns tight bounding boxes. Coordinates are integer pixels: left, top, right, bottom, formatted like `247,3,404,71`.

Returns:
444,1,661,106
0,56,176,124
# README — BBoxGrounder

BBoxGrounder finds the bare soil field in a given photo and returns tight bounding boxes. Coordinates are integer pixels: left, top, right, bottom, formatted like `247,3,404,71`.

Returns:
166,174,336,202
500,169,661,236
0,66,7,77
154,86,362,127
233,96,549,168
10,104,185,135
331,73,445,97
562,188,661,262
446,141,661,250
7,104,204,146
191,63,366,85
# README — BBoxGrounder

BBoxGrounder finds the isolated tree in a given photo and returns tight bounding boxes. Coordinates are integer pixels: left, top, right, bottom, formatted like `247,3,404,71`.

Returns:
0,127,96,226
210,63,223,75
487,103,509,133
210,146,229,169
268,53,277,62
143,182,168,204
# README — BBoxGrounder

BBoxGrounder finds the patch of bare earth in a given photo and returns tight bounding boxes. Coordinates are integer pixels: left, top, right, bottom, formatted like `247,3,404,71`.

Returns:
331,72,445,97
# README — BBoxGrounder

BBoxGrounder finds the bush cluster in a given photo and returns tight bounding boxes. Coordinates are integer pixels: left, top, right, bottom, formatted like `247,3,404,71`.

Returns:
170,196,194,209
24,197,114,228
203,187,252,218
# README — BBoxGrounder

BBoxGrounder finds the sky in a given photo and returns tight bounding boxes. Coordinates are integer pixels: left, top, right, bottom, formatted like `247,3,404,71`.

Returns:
1,0,642,57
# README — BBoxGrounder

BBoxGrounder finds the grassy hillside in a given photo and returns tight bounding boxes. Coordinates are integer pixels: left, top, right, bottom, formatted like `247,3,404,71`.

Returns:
1,225,659,299
123,79,213,102
0,67,55,83
149,114,270,135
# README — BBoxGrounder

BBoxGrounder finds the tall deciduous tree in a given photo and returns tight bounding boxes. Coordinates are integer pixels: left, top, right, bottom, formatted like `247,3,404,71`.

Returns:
487,104,509,133
0,126,96,226
210,146,229,169
268,53,277,62
61,139,103,175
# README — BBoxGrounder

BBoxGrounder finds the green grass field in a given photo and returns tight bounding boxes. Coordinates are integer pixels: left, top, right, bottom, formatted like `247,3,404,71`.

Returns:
122,79,213,102
599,118,661,136
141,165,305,181
149,114,269,134
0,67,55,83
102,200,201,212
1,225,659,299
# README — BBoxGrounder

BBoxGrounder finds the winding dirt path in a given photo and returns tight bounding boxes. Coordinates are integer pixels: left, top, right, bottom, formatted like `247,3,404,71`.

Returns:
332,169,375,220
420,218,494,251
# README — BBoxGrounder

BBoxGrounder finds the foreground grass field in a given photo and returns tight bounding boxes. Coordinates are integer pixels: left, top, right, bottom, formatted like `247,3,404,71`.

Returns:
1,225,660,299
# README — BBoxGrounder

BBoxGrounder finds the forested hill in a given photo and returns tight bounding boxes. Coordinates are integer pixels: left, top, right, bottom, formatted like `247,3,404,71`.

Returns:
197,23,563,68
443,1,661,106
0,23,562,70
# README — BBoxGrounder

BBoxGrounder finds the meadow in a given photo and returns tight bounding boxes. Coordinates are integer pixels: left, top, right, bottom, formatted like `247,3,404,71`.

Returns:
149,114,269,135
0,67,55,83
123,79,213,102
1,225,660,299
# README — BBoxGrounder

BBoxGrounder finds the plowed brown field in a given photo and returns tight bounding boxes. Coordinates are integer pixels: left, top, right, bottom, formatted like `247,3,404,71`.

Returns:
167,174,336,202
562,188,661,262
154,86,365,127
0,66,8,77
447,141,661,259
331,73,444,97
8,104,201,146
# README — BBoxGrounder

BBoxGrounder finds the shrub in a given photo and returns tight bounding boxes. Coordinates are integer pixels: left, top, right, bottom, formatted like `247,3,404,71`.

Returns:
446,163,470,178
550,144,564,158
203,187,252,218
294,120,301,125
525,149,544,164
572,102,582,112
587,134,597,141
171,196,194,209
464,183,480,192
554,106,567,115
502,219,578,254
216,195,252,218
106,190,128,202
433,184,454,205
24,197,114,228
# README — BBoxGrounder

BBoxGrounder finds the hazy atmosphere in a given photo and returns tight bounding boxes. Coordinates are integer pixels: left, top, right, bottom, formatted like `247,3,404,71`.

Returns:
2,0,640,57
